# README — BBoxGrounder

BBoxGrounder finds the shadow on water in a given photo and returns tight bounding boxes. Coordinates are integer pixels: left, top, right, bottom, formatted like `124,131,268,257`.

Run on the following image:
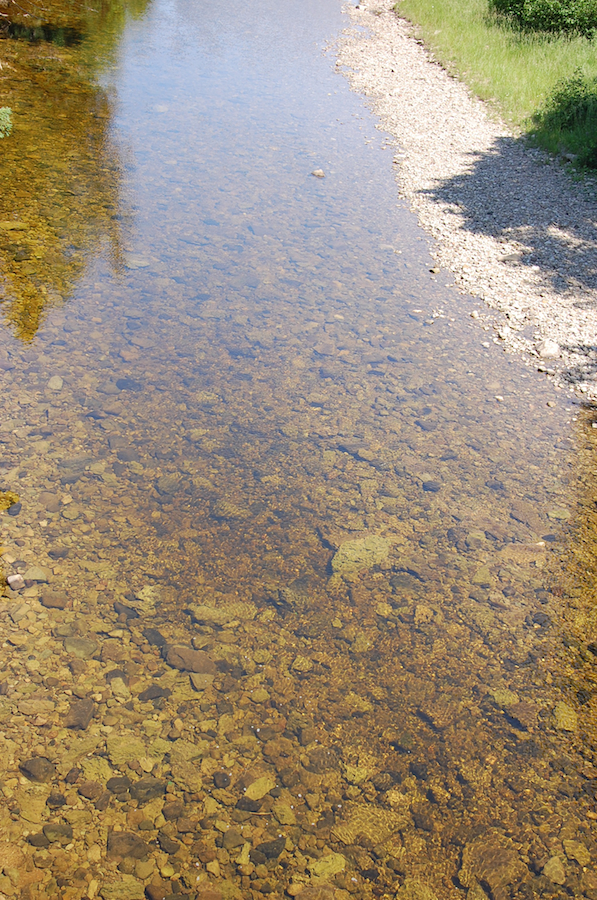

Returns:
0,0,150,342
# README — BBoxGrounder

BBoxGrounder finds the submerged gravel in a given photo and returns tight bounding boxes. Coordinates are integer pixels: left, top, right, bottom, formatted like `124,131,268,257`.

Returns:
336,0,597,402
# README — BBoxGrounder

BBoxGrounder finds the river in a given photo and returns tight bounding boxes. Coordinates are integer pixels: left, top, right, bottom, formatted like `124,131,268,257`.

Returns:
1,0,596,898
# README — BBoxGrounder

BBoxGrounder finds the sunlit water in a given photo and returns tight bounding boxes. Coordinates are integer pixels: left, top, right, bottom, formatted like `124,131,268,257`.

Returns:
1,1,597,898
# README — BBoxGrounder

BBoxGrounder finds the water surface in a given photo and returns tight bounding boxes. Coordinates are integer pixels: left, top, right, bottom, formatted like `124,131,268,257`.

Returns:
1,0,597,898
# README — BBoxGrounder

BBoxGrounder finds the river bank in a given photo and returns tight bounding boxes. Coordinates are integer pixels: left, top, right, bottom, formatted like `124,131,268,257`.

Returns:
336,0,597,405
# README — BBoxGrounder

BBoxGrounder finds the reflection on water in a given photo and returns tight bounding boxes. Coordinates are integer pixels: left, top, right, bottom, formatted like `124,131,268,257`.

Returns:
1,0,597,898
0,0,147,341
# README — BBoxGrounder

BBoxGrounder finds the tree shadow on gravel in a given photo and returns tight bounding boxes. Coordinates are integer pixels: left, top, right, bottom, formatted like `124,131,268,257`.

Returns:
422,134,597,300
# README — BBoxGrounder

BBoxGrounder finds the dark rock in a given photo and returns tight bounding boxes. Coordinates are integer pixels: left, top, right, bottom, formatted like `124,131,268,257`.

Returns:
146,886,168,900
43,822,73,843
237,796,261,812
78,781,104,801
222,829,244,850
20,757,55,783
46,791,66,808
107,831,148,859
7,501,22,516
64,698,96,730
138,685,171,702
158,831,180,854
162,800,185,821
28,832,50,848
116,378,142,391
114,600,139,619
255,837,285,859
165,646,216,674
361,868,379,882
422,481,441,493
130,777,165,803
105,668,128,683
65,767,82,784
48,547,70,559
107,776,132,794
213,771,230,789
192,842,217,864
95,791,112,811
68,659,87,677
143,628,167,648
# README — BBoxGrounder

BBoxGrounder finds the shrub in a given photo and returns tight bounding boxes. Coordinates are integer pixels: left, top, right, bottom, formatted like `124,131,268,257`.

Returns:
489,0,597,35
0,107,12,139
531,70,597,166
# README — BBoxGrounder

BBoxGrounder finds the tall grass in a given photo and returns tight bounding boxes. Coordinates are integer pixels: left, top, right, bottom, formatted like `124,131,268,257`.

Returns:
395,0,597,130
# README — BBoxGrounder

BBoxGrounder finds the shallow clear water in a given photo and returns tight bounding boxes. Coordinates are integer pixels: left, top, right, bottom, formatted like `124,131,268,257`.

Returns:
1,0,597,898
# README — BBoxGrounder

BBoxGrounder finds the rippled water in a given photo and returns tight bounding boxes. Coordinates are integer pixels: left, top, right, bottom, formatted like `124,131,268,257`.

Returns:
1,0,597,898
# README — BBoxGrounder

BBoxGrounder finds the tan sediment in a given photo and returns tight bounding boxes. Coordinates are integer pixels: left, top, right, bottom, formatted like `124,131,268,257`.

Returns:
335,0,597,401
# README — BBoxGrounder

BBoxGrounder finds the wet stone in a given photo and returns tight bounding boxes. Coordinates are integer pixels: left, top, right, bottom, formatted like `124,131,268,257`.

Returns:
162,800,184,821
40,588,69,609
46,791,66,808
143,627,167,647
64,636,98,659
543,856,566,885
165,645,216,674
252,837,286,860
79,780,104,800
138,684,171,701
99,877,146,900
64,698,96,729
20,757,55,783
129,776,165,803
43,822,73,843
107,831,149,859
214,771,231,789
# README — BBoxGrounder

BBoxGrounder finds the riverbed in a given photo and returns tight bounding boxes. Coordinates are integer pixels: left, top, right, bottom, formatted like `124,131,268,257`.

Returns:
1,0,597,899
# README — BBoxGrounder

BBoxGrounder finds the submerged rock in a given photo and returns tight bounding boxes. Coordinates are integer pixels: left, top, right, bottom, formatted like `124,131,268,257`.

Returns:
331,534,390,576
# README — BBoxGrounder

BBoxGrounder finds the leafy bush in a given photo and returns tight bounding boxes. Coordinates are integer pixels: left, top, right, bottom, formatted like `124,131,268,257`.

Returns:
0,108,12,139
489,0,597,35
531,70,597,166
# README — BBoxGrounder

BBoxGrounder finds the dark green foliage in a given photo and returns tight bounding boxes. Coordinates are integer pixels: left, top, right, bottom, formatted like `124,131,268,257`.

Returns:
489,0,597,35
531,70,597,166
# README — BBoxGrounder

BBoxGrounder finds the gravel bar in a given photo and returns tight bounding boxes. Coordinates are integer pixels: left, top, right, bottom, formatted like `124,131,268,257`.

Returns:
335,0,597,402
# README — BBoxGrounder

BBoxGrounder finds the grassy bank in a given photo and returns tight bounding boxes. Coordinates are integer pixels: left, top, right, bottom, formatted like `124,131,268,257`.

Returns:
395,0,597,143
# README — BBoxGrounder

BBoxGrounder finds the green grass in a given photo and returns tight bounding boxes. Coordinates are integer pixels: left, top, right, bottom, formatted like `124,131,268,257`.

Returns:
395,0,597,131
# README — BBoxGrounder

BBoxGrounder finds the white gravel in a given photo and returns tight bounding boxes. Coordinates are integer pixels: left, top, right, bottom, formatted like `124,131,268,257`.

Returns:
335,0,597,401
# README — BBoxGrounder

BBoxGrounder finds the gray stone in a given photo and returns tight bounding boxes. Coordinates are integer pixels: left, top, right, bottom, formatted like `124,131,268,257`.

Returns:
64,637,98,659
47,375,64,391
23,565,49,583
543,856,566,885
